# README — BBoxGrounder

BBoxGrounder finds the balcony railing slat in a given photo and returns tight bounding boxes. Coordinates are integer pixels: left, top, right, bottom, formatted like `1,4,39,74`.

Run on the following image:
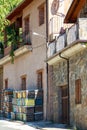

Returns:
67,24,77,45
48,41,56,57
56,33,66,52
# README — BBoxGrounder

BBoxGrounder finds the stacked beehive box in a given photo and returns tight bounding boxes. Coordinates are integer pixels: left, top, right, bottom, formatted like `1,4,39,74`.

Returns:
34,89,43,121
22,90,35,122
0,90,4,117
11,89,43,122
12,90,35,121
2,89,13,119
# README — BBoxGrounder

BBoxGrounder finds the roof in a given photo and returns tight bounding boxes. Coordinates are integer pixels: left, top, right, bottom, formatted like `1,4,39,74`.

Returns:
64,0,86,23
6,0,33,21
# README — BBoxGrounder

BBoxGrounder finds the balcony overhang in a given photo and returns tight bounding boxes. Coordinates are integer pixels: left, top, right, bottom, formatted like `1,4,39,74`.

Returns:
6,0,33,21
0,45,32,66
64,0,86,23
47,40,87,65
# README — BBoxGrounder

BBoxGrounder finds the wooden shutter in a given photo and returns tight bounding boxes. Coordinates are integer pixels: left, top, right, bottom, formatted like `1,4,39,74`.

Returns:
5,79,8,89
21,76,26,90
38,4,44,25
75,79,81,104
24,16,29,34
37,70,43,89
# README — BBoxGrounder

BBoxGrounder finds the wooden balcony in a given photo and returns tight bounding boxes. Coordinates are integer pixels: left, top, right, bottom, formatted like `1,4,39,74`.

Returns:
4,31,32,57
48,18,87,58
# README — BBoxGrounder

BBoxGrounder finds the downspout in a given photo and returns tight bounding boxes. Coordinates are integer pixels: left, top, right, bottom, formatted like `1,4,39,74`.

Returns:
46,0,49,120
59,53,70,125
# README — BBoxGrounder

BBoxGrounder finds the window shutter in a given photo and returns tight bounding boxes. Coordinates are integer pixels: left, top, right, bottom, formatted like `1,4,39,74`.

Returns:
75,79,81,104
39,5,44,25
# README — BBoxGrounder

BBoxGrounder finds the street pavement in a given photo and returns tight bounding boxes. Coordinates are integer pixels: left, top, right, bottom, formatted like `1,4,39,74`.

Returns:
0,119,72,130
0,119,39,130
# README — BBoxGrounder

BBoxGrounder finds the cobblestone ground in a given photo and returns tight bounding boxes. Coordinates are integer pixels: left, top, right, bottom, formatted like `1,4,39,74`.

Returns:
0,119,72,130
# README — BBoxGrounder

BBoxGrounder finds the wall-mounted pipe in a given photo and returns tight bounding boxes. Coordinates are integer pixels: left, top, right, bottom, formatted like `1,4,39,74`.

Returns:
46,0,49,121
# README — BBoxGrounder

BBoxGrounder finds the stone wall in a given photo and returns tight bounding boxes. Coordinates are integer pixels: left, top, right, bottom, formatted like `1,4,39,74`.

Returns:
48,49,87,129
69,50,87,130
53,60,68,123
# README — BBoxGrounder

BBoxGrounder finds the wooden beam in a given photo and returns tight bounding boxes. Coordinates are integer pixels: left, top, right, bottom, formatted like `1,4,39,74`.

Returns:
64,0,86,23
6,0,33,21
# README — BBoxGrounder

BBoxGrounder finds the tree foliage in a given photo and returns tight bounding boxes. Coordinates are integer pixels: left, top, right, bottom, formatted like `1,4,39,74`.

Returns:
0,0,22,41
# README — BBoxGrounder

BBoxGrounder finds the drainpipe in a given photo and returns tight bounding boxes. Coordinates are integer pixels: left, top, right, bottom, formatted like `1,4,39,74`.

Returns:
59,53,70,125
46,0,49,121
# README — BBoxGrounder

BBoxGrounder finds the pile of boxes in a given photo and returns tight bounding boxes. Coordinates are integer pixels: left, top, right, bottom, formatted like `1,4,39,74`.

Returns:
34,90,43,121
11,89,43,121
12,90,35,121
0,89,43,122
1,89,13,119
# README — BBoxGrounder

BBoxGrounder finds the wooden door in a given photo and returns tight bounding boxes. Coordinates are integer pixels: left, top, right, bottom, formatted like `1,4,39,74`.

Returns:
61,86,69,124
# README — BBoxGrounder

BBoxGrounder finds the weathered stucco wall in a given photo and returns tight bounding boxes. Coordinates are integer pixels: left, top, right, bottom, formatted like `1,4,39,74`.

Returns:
3,0,47,119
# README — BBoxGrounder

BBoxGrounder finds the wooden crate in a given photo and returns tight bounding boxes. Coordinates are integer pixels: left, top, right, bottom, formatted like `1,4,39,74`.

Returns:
24,98,35,107
4,91,13,95
13,105,18,113
35,98,43,106
16,112,23,121
11,112,16,120
22,90,26,98
16,91,22,98
35,106,43,113
23,113,34,122
23,106,34,114
27,91,35,98
16,99,22,106
34,112,43,121
35,90,43,98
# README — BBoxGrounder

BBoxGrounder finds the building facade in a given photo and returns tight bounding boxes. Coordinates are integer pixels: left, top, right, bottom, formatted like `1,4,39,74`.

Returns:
1,0,48,119
47,0,87,129
0,0,69,121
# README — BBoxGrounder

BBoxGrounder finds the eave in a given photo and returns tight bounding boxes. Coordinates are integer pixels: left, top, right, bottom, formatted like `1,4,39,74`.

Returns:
64,0,86,23
6,0,33,21
47,40,87,65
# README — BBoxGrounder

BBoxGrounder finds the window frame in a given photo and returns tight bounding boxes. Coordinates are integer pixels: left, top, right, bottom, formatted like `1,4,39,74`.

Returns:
38,3,45,26
24,15,30,34
21,75,27,90
5,78,8,89
37,69,43,89
75,79,81,104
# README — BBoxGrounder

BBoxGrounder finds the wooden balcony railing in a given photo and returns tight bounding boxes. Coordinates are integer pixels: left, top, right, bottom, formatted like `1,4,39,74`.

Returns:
4,31,31,56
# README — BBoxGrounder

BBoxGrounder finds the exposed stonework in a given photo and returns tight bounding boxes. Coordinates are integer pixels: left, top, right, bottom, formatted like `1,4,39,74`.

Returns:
48,49,87,129
69,50,87,130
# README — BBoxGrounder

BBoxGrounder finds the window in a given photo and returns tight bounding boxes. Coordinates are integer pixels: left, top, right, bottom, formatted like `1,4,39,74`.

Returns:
21,75,26,90
75,79,81,104
24,16,31,44
24,16,30,34
37,69,43,89
38,4,45,26
5,79,8,89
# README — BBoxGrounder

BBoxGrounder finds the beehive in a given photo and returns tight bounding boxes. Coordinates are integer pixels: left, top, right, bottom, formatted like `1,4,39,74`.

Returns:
23,113,34,122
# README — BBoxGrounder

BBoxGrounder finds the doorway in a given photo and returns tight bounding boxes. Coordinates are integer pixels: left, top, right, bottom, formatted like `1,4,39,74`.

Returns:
61,85,69,124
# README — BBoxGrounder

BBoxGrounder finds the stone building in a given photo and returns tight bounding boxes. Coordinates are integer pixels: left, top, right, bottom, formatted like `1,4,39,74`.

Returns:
47,0,87,129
